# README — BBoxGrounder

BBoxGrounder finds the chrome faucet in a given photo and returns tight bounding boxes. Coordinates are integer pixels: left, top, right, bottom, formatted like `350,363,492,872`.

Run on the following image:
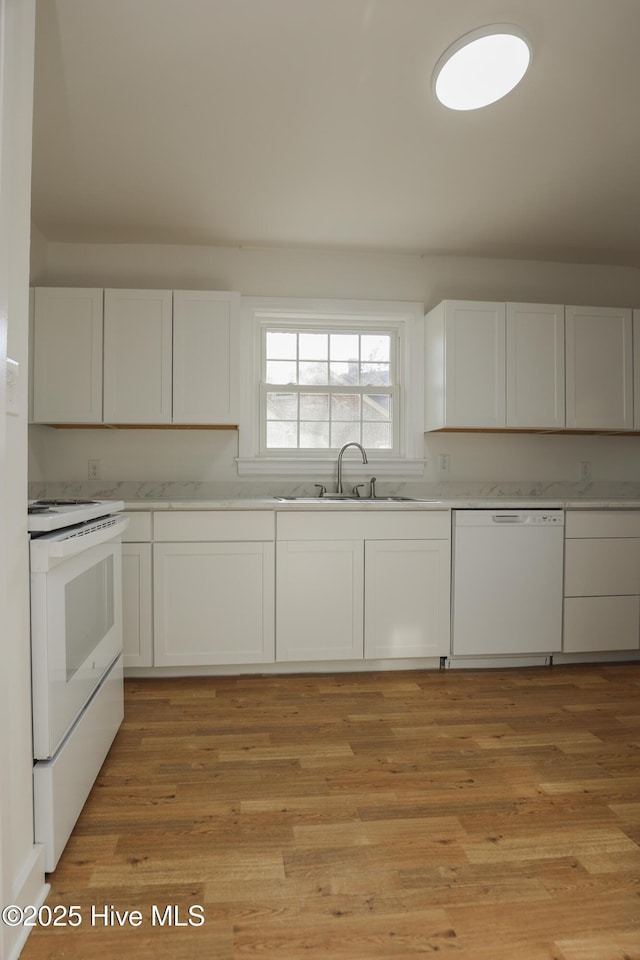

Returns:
336,442,368,494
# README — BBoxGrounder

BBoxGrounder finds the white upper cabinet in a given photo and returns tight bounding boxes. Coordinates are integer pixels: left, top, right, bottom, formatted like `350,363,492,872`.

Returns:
172,290,240,424
565,305,633,430
633,311,640,429
32,287,103,423
103,289,173,423
32,286,240,425
506,302,565,429
425,300,506,430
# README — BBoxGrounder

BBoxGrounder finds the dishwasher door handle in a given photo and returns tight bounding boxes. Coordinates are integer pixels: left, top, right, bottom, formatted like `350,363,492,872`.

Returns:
491,514,526,523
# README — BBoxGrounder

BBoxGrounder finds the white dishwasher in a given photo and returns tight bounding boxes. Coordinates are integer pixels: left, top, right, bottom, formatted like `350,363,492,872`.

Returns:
452,510,564,659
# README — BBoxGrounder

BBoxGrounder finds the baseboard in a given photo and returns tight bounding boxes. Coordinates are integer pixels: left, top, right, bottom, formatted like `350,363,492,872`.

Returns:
4,844,49,960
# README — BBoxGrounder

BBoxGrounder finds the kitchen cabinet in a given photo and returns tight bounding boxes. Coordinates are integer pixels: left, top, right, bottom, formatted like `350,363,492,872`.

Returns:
103,289,173,423
31,286,240,425
563,511,640,653
565,305,633,430
425,299,565,431
121,512,153,668
276,511,450,662
153,511,275,666
425,300,506,430
32,287,103,423
506,302,565,428
173,290,240,424
633,311,640,429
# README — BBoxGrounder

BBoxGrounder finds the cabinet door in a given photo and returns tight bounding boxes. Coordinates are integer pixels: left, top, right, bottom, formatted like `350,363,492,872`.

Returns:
32,287,103,423
173,291,240,424
364,539,450,659
565,305,633,429
122,543,153,667
442,300,506,428
633,311,640,429
276,540,364,661
153,542,274,666
103,289,173,423
506,303,565,428
564,596,640,652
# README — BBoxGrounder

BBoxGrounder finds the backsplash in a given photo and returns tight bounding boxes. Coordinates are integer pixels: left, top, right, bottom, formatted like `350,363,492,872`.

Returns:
28,479,640,502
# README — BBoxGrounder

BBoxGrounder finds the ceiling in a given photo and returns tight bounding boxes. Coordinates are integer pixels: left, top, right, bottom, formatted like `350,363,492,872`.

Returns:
31,0,640,267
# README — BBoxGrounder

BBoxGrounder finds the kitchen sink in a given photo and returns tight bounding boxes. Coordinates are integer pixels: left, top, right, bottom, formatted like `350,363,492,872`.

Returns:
272,496,437,503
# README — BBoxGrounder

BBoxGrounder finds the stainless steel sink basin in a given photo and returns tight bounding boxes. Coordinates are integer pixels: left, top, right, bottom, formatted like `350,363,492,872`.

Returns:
273,496,437,503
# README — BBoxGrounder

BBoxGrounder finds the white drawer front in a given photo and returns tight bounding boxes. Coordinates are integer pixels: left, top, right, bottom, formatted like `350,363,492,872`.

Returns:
565,510,640,538
276,510,451,541
154,510,275,542
564,538,640,596
564,596,640,652
122,511,152,541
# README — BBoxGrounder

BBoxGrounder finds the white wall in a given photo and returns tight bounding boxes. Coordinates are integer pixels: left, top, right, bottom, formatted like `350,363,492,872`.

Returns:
1,3,47,959
29,239,640,489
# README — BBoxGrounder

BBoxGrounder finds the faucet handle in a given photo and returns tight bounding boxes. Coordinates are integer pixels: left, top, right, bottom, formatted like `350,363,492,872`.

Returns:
314,484,327,498
352,484,365,498
369,476,378,499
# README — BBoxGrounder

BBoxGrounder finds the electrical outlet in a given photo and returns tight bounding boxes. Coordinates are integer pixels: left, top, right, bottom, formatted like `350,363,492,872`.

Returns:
88,459,101,480
579,460,591,482
438,453,450,475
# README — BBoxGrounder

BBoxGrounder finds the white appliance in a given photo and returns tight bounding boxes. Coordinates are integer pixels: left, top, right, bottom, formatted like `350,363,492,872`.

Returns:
28,498,128,870
451,509,564,661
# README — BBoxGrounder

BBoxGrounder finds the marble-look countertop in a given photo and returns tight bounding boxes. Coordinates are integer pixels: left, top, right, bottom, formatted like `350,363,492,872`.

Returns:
121,497,640,511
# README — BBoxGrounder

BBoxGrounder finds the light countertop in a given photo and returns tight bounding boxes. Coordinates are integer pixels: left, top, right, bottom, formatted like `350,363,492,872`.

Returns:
122,497,640,511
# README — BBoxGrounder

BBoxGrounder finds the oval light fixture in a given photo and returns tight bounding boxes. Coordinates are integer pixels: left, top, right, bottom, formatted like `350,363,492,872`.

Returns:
433,24,531,111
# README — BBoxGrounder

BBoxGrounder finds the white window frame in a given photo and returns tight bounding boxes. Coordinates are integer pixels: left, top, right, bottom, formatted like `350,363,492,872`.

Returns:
237,297,425,479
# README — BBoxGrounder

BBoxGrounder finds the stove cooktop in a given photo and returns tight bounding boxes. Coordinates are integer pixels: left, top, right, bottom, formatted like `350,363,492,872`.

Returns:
27,498,125,533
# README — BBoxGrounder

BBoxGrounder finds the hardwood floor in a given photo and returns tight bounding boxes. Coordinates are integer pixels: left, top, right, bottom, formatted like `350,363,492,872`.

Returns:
21,664,640,959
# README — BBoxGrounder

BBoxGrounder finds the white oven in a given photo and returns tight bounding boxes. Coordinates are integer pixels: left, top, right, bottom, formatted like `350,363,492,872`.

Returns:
28,499,128,870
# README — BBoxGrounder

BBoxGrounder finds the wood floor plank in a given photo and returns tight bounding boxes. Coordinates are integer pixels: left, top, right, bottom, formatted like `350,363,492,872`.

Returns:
20,663,640,959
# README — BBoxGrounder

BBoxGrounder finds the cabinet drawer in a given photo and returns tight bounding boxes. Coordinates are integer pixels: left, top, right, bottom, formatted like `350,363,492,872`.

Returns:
153,510,275,542
564,538,640,596
276,510,450,541
564,596,640,652
122,511,152,541
565,510,640,538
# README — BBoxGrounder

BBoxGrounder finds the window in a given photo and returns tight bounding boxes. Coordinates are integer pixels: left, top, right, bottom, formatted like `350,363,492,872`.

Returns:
238,297,425,478
263,328,396,451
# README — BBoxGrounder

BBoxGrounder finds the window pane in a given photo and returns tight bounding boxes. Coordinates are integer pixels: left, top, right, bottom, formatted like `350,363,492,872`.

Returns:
362,422,391,448
330,361,356,385
300,393,329,420
266,360,297,384
299,361,328,385
266,392,298,419
361,334,390,363
299,333,328,360
362,394,391,421
331,421,361,447
361,363,390,386
266,331,297,359
331,394,361,420
330,334,359,362
300,421,330,448
267,421,297,447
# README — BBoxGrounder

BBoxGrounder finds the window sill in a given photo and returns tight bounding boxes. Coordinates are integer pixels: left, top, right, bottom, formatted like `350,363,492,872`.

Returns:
236,457,426,479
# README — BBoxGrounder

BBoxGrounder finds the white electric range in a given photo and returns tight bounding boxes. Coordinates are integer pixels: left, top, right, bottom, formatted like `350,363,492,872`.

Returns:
28,497,128,871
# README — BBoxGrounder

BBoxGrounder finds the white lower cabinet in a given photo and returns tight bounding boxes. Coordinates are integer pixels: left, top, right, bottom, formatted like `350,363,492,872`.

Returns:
276,540,364,661
563,511,640,653
364,539,450,659
122,543,153,667
122,512,153,667
152,511,275,667
276,511,451,663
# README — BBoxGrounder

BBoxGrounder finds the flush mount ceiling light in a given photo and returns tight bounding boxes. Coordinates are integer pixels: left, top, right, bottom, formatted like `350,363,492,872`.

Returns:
433,24,531,111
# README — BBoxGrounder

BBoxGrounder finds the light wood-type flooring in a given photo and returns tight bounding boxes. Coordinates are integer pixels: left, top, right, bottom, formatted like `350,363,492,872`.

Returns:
21,664,640,960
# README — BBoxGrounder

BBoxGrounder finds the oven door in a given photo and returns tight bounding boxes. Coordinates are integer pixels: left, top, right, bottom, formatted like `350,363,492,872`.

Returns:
30,517,127,760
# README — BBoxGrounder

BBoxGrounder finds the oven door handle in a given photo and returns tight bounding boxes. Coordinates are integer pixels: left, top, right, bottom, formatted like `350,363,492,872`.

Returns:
31,515,129,568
